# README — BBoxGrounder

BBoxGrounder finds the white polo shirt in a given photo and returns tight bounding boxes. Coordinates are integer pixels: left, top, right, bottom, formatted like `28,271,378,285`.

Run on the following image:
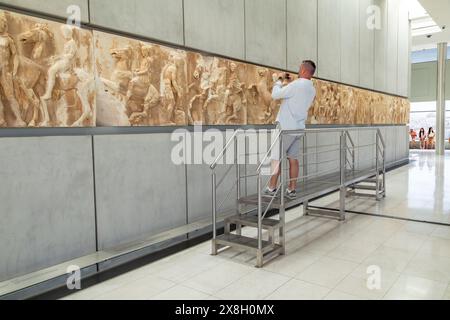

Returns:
272,78,316,130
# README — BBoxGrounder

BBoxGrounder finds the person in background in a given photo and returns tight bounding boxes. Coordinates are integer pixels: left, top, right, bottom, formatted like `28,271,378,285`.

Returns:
427,127,435,149
410,129,417,149
419,128,426,149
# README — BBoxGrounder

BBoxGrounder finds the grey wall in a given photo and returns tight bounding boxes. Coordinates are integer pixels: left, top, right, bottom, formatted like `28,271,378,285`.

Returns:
0,0,411,96
0,136,96,281
0,0,89,22
0,126,409,282
374,0,388,93
340,0,360,86
245,0,286,69
410,60,450,102
90,0,184,45
386,0,399,95
318,0,341,82
184,0,245,60
286,0,318,72
360,0,375,89
93,134,187,249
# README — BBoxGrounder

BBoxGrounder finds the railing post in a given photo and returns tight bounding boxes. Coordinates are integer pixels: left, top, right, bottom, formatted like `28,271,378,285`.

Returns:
376,133,380,200
339,131,346,221
382,144,386,198
256,173,263,267
211,172,218,255
279,133,286,254
235,134,242,235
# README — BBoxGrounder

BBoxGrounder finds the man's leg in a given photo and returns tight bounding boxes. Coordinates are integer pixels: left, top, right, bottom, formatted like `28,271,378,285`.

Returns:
288,158,299,191
268,160,280,190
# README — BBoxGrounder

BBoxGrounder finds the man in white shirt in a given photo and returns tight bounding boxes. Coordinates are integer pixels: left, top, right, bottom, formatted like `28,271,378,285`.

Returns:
265,60,317,199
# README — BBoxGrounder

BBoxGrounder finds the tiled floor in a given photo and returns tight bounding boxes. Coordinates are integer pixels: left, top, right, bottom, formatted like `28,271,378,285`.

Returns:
64,151,450,300
312,150,450,225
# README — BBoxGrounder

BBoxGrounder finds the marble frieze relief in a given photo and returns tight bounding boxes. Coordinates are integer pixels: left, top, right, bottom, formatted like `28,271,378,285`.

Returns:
0,10,95,127
0,9,409,128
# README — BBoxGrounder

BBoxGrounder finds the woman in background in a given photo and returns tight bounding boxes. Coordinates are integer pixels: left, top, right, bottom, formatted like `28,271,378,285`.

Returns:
419,128,426,149
427,127,435,149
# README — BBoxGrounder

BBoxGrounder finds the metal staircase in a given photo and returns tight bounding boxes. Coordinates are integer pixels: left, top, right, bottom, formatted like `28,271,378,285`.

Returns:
210,127,386,267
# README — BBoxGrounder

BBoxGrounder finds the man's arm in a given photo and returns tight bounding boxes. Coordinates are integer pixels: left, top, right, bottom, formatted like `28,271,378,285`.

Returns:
272,80,295,100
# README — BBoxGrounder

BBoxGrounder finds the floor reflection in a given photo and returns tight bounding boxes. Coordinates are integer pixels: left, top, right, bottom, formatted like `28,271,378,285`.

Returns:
311,150,450,224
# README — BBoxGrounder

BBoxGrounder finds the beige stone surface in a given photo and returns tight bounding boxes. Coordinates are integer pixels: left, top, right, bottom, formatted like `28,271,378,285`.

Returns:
0,9,409,128
0,9,95,127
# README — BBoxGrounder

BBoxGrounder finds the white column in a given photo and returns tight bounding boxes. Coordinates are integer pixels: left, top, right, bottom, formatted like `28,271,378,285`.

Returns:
436,43,447,156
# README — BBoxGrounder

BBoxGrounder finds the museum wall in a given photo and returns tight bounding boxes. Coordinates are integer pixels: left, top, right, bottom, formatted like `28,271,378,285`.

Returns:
410,61,450,103
0,0,411,97
0,2,411,285
0,9,409,129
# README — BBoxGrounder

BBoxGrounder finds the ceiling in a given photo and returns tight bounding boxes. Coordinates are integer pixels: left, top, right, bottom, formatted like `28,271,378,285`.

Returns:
412,0,450,50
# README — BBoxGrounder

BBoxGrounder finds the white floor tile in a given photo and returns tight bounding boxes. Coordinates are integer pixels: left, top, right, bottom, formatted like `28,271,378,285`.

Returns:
264,250,321,277
182,261,253,295
401,222,436,236
334,265,400,300
151,284,210,300
215,269,290,300
384,275,447,300
296,256,358,288
403,252,450,282
327,240,380,263
94,275,176,300
418,237,450,259
444,285,450,300
361,245,415,273
324,290,366,300
383,231,428,254
431,226,450,240
265,279,330,300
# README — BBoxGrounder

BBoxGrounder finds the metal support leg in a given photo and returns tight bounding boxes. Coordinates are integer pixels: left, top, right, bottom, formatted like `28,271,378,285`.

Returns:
303,200,309,216
339,187,346,221
235,140,242,235
211,172,218,255
339,132,346,221
256,174,263,268
376,138,380,201
279,135,286,255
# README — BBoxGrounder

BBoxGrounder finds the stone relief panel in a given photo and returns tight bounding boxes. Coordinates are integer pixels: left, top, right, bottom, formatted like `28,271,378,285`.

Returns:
94,31,188,126
186,53,249,125
0,10,409,128
308,79,410,125
0,10,95,128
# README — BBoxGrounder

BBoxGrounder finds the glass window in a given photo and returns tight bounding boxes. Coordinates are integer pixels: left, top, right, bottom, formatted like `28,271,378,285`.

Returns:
409,101,450,149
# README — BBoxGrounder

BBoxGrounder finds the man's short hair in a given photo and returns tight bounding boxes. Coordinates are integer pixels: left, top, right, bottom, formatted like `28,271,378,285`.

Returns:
302,60,316,76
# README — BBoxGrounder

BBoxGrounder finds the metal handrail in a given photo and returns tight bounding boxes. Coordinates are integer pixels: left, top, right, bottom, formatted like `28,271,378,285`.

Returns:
210,129,244,170
256,130,283,173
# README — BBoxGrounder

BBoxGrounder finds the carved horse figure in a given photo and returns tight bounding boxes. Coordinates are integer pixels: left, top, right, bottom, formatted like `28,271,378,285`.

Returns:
16,23,54,126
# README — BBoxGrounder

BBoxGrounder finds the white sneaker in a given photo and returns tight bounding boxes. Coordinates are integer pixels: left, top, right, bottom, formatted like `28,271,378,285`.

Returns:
285,189,297,200
264,187,277,196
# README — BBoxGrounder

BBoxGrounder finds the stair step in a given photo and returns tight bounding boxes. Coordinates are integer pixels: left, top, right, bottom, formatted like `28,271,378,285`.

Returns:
215,234,280,253
225,215,281,230
361,178,381,184
351,185,379,191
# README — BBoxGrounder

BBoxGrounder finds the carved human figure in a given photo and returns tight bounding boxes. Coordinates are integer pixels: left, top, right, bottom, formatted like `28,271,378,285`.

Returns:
204,58,228,124
126,44,160,125
160,53,183,123
225,62,246,123
260,69,277,121
17,23,54,127
0,12,26,127
41,25,77,101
